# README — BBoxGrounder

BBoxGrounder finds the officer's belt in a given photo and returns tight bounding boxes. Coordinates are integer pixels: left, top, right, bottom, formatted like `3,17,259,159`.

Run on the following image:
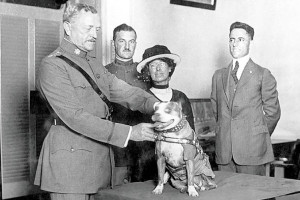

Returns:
53,116,109,126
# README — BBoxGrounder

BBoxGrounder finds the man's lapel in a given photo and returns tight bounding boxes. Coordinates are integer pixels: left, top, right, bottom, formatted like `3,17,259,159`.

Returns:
237,58,256,89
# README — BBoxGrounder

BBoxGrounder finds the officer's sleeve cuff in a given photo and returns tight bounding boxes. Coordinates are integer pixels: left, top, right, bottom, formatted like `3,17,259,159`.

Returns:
124,126,132,147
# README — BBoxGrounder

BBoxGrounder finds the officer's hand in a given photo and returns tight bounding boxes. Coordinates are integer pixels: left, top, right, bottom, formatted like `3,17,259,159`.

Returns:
130,123,156,142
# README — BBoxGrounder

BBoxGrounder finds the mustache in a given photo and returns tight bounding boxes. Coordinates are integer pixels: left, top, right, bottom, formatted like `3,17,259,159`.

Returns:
123,49,132,52
88,38,96,42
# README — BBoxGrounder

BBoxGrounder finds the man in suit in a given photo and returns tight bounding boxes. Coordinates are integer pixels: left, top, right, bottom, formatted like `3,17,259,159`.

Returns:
210,21,281,176
34,3,158,200
105,24,150,183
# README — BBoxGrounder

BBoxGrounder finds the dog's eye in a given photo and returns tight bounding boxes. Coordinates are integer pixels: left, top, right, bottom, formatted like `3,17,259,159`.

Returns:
164,108,171,113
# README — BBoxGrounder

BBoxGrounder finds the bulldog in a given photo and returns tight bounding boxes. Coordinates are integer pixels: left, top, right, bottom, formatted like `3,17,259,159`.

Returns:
152,101,217,197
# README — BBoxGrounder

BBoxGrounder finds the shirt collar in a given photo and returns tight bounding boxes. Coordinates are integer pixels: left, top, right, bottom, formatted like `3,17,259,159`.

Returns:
150,87,172,94
115,58,134,66
61,38,88,58
150,87,172,102
233,54,250,70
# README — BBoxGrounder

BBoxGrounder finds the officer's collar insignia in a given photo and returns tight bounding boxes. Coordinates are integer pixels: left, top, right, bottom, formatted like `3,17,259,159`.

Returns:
74,48,81,55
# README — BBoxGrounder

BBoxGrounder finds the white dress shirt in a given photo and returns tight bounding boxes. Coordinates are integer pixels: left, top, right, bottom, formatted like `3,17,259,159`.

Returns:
233,55,250,80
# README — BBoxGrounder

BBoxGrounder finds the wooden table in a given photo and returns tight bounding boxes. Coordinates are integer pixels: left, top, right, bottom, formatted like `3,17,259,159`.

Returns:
96,171,300,200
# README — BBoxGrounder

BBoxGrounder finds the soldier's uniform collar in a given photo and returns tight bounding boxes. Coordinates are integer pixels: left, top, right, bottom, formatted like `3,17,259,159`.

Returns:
61,38,88,58
114,58,133,66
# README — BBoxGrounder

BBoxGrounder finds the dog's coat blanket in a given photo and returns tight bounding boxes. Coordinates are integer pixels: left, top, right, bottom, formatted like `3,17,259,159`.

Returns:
155,118,215,184
152,101,217,196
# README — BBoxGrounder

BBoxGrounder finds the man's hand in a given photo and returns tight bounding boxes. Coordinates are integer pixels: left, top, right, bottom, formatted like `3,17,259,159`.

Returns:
130,123,156,142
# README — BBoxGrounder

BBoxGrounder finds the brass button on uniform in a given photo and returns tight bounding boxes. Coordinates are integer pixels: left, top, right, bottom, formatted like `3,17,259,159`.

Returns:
70,147,75,152
96,74,101,79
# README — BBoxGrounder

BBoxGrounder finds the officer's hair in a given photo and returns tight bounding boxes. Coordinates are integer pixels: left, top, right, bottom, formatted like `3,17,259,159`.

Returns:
63,2,97,23
113,24,137,41
230,21,254,40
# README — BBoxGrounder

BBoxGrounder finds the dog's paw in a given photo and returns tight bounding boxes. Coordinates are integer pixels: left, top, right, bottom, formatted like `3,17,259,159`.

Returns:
163,172,170,184
188,186,199,197
152,185,164,195
203,183,217,190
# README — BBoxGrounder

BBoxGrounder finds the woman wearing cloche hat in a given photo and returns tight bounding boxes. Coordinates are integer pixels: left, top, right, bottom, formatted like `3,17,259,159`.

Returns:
133,45,195,181
137,45,194,131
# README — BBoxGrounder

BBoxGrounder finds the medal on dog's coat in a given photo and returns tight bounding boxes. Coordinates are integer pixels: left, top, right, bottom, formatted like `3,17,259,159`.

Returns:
152,101,217,196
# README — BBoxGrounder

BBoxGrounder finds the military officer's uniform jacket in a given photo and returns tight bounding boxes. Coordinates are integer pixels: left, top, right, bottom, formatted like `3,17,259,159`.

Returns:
34,39,157,193
105,59,150,126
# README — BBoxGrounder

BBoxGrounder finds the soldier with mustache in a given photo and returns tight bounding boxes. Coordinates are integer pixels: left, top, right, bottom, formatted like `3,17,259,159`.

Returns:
105,24,151,183
34,4,159,200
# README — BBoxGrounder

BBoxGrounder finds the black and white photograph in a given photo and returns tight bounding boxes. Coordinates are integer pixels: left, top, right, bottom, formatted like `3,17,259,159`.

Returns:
0,0,299,200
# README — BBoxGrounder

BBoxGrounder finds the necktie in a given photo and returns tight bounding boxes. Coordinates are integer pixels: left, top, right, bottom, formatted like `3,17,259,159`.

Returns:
231,61,239,84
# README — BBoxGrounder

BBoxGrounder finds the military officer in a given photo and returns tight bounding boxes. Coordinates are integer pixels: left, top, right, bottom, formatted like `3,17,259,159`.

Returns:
34,3,158,200
105,24,151,183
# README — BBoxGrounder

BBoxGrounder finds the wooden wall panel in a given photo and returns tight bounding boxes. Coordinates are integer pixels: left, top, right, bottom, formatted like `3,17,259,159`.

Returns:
0,2,63,199
1,15,29,184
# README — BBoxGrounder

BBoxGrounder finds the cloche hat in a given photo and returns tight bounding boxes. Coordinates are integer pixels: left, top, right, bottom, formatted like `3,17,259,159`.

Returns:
137,45,180,73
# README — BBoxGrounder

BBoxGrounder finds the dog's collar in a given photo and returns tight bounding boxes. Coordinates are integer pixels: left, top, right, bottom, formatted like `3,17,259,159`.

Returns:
154,119,200,148
156,118,187,134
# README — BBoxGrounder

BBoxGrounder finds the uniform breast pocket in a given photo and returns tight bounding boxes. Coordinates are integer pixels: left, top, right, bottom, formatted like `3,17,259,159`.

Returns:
101,70,112,92
71,79,94,100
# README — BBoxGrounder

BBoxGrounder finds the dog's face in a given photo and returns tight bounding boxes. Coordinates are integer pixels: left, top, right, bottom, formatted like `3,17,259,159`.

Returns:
152,101,183,130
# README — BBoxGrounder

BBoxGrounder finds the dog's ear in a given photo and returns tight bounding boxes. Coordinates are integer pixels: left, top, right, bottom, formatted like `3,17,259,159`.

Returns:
169,101,181,107
177,101,182,110
173,101,182,112
174,102,183,119
169,101,182,116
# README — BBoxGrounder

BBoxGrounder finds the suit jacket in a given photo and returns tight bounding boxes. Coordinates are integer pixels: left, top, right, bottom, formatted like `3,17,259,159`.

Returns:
34,39,157,193
211,59,281,165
